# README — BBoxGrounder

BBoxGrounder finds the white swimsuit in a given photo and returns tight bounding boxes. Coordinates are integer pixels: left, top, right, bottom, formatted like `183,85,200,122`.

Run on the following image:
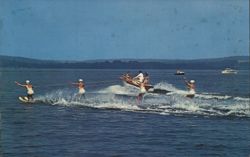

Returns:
79,88,85,94
140,84,146,94
189,89,196,95
27,88,34,95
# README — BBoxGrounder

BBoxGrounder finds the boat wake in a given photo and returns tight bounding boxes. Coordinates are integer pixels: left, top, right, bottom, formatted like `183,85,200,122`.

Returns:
35,82,250,118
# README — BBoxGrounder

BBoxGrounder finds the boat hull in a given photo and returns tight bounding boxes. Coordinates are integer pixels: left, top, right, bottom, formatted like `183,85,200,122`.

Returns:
120,76,153,91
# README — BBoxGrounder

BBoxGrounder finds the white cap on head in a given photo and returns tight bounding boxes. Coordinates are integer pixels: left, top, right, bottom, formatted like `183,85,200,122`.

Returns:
26,80,30,84
79,79,83,82
190,80,195,83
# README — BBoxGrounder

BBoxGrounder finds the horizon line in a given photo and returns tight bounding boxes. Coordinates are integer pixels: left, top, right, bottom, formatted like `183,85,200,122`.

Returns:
0,54,249,62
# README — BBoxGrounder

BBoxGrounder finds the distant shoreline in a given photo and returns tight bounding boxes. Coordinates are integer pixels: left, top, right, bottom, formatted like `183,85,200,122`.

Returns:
0,55,249,70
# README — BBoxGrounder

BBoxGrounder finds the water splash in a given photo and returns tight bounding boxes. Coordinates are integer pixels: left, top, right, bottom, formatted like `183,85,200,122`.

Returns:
35,82,250,118
97,84,138,95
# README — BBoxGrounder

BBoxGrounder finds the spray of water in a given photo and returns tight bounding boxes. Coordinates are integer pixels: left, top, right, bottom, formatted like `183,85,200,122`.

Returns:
35,82,250,117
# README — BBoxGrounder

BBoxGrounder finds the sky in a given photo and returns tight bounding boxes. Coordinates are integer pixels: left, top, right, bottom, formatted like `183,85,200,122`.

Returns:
0,0,249,60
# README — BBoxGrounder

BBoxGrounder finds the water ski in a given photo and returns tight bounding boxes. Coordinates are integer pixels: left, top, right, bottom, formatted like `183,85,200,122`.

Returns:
120,75,153,91
18,96,35,103
186,94,195,98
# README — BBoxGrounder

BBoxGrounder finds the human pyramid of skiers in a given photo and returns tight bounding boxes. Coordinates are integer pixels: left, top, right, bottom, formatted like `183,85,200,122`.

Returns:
15,71,196,103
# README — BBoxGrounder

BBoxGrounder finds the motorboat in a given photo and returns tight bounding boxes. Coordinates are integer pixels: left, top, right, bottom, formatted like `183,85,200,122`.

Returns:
221,68,238,74
120,74,153,91
175,70,185,75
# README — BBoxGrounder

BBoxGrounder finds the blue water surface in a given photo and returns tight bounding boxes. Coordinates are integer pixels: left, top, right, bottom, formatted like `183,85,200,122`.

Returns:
0,69,249,157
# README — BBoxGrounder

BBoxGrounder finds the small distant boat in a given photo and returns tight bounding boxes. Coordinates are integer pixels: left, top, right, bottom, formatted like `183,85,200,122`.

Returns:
221,68,238,74
175,70,185,75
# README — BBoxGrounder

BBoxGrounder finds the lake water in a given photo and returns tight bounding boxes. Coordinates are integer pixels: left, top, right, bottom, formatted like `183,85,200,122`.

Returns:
0,69,250,156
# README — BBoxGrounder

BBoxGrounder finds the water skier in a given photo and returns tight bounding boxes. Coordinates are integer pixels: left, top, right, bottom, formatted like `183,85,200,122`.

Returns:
185,79,196,98
15,80,34,101
137,73,150,104
71,79,86,99
133,70,144,85
137,80,146,104
144,72,150,84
